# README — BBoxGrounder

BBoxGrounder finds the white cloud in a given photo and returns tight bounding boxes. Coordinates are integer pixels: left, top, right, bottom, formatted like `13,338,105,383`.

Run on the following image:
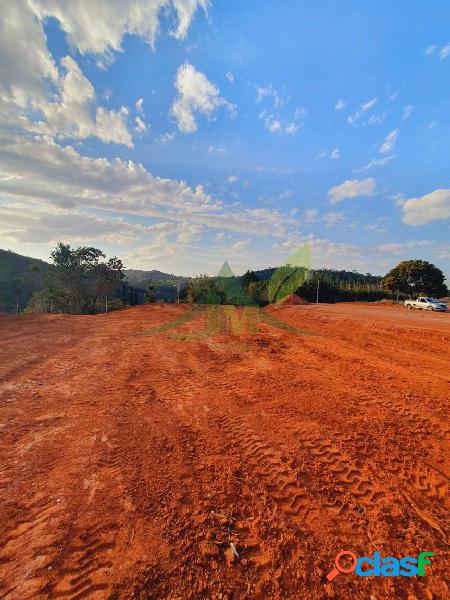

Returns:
208,144,227,155
328,178,376,204
366,113,386,126
303,209,319,223
34,56,133,146
135,98,144,115
0,0,59,106
379,129,398,153
425,44,436,56
134,115,148,135
0,200,172,245
228,175,238,183
170,63,235,133
226,72,234,82
356,154,396,172
231,239,249,251
0,1,210,147
159,132,176,143
29,0,209,58
323,212,345,227
400,189,450,225
335,99,346,111
440,44,450,60
259,110,302,136
294,106,307,120
0,3,133,147
377,243,405,254
256,86,305,135
348,97,377,124
0,132,299,245
285,122,300,135
330,148,340,160
256,84,291,108
302,208,344,227
266,116,281,132
402,105,413,120
365,224,386,233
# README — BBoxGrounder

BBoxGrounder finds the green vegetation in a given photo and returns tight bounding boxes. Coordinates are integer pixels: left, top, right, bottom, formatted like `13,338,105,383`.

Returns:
145,283,155,303
0,249,52,313
381,260,447,298
179,267,396,306
1,246,447,314
27,243,125,314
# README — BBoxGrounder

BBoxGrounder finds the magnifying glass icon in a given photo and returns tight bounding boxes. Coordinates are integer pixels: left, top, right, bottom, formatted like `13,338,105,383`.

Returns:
326,550,358,581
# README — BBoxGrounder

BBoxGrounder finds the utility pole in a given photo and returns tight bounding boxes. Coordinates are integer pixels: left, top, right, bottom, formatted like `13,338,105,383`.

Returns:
316,279,320,304
177,277,180,303
105,295,108,314
16,296,19,315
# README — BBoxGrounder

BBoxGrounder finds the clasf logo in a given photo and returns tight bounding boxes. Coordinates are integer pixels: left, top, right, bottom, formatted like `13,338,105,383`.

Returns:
327,550,433,580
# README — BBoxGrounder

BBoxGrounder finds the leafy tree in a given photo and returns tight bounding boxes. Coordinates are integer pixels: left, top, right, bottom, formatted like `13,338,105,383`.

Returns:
242,270,258,290
381,260,447,297
32,243,124,314
145,283,155,303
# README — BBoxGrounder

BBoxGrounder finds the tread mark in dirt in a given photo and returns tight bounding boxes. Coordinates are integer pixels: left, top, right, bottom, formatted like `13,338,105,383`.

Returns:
47,524,117,599
300,431,382,504
385,458,449,521
209,412,325,530
0,497,59,556
0,496,61,598
377,397,449,439
300,425,449,529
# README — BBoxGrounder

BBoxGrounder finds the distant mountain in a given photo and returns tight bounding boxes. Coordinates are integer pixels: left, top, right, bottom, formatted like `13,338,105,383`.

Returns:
124,269,181,285
0,249,52,312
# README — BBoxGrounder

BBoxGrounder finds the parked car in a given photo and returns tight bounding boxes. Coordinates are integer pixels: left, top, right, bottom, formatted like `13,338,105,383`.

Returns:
404,297,448,311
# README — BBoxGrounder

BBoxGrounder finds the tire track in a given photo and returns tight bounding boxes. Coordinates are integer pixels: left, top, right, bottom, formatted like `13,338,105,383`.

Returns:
208,410,336,545
47,524,117,599
0,495,61,599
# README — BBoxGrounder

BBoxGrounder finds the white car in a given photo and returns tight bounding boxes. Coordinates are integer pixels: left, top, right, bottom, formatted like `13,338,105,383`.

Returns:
404,297,448,311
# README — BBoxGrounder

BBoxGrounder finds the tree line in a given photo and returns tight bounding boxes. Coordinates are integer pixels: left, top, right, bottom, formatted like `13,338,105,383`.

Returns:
0,243,447,314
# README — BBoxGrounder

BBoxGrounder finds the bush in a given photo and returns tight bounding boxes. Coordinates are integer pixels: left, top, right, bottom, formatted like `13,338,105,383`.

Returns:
106,297,124,312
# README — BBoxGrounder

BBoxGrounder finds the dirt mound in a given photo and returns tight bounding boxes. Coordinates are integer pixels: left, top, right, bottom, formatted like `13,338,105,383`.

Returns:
275,293,309,306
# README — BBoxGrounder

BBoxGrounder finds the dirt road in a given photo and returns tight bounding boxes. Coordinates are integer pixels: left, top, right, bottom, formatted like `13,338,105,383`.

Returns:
0,303,448,599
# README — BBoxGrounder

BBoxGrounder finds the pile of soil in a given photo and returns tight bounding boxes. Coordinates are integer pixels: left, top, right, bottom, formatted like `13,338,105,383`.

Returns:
275,293,309,306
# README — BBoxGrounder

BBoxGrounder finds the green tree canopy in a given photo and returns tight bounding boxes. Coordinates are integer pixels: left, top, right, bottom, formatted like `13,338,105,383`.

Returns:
31,243,125,313
145,283,155,303
381,260,447,297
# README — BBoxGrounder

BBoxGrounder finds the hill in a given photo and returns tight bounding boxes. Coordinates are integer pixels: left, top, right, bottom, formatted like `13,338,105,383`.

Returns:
124,269,179,285
0,249,52,313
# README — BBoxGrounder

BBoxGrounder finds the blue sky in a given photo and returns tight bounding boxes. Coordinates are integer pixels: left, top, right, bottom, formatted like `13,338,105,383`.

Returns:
0,1,449,280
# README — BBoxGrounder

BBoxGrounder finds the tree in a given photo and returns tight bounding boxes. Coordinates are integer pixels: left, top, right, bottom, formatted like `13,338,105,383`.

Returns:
31,243,125,314
145,284,155,303
242,270,258,290
381,260,447,298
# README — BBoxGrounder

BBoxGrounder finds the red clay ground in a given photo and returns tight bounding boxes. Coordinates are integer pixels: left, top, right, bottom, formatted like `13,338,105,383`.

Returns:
0,303,448,600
